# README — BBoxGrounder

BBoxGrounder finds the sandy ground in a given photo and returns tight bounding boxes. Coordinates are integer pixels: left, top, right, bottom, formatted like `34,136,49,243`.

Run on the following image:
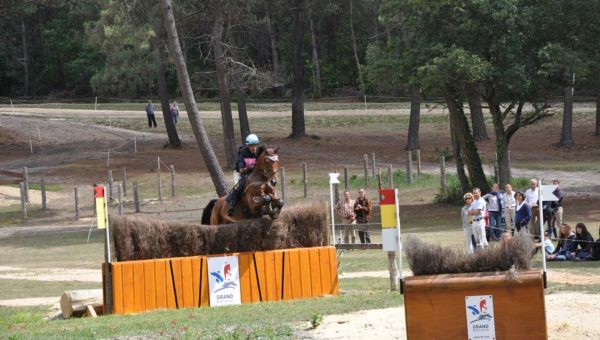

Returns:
0,186,63,207
295,292,600,340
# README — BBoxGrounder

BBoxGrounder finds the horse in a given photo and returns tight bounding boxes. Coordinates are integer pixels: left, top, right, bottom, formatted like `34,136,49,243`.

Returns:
201,146,285,225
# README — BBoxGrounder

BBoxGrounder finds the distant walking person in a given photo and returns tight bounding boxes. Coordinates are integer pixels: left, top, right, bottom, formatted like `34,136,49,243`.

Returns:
170,101,179,124
146,100,157,128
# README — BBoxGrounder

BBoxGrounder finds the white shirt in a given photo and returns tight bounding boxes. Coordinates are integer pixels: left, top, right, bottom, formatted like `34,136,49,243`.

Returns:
483,192,500,211
502,191,516,209
469,198,485,220
525,188,539,207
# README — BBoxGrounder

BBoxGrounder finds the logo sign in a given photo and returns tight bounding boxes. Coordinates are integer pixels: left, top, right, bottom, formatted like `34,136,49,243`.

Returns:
465,295,496,339
207,256,241,307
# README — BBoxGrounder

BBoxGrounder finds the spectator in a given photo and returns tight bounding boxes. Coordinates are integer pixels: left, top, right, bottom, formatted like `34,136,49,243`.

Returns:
525,179,540,240
336,190,356,244
567,223,594,260
589,228,600,261
514,192,531,232
541,231,555,255
145,100,157,128
550,179,565,238
170,101,179,124
353,188,372,244
461,192,475,254
547,223,577,261
483,183,503,241
502,184,517,233
469,188,488,251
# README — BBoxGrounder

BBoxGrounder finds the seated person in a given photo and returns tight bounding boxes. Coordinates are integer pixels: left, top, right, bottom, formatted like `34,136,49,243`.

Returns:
547,223,576,261
589,228,600,261
533,231,555,255
567,223,595,260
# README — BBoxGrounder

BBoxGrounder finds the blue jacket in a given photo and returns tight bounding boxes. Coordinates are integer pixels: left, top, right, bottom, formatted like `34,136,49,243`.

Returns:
515,203,531,228
553,234,577,256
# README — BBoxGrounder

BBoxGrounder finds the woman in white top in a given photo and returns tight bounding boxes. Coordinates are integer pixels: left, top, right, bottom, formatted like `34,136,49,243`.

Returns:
462,193,475,254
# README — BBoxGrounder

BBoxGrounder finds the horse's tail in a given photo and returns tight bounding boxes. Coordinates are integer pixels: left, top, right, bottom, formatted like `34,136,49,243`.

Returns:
201,199,218,225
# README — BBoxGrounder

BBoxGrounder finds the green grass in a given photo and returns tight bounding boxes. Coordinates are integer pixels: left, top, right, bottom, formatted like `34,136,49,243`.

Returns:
0,277,402,339
0,206,46,225
0,279,101,300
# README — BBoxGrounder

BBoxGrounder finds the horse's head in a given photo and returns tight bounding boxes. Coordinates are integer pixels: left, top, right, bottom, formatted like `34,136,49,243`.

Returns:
256,145,279,186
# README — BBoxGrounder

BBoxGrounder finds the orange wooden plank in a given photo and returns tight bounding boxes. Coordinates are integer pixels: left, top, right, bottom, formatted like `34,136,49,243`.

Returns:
192,257,200,307
239,254,252,304
122,263,135,314
165,260,176,309
143,261,156,312
200,257,209,307
328,247,339,295
154,260,167,309
133,262,146,313
248,254,261,303
298,248,313,298
181,258,194,308
171,259,184,308
111,263,124,314
319,247,332,295
273,251,284,301
289,249,302,299
283,250,293,301
308,248,322,297
263,251,278,302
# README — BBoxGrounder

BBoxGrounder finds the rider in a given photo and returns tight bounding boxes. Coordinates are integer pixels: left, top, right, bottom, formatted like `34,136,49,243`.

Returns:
227,134,262,216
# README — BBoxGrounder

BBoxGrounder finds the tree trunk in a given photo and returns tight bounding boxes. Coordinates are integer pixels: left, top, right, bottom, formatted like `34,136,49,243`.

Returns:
235,78,251,143
161,0,228,197
405,85,421,150
265,2,280,82
468,86,488,141
211,0,237,168
154,41,181,148
349,0,365,94
308,9,322,97
451,122,470,193
290,0,307,138
596,84,600,137
21,19,29,97
445,87,489,192
559,70,575,147
487,100,518,189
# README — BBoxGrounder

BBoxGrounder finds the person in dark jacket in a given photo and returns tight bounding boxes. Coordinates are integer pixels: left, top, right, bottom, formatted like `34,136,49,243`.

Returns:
226,134,261,216
514,192,531,232
145,100,157,128
547,223,577,261
589,228,600,261
567,223,595,260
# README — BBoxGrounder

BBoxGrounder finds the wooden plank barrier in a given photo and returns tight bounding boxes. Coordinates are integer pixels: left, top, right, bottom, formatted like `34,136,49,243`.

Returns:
404,270,547,339
106,246,338,314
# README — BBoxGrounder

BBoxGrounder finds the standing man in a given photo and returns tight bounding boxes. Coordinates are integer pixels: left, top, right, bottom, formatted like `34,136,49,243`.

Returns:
469,188,488,251
354,188,372,244
525,179,540,240
551,179,565,238
145,100,157,128
483,183,503,241
336,190,356,244
502,184,517,233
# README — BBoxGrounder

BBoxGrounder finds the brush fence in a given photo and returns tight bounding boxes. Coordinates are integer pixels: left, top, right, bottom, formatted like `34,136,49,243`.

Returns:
404,270,546,339
105,246,339,314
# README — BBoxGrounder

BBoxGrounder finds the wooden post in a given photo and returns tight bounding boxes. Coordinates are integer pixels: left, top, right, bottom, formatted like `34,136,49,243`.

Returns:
118,184,123,215
387,164,393,188
133,181,140,213
74,187,80,220
280,167,286,202
363,154,369,187
106,149,110,167
302,162,308,198
107,170,113,202
440,157,447,194
29,136,33,154
416,149,421,178
20,182,27,219
41,177,47,210
37,126,41,140
371,153,376,178
157,157,162,202
406,150,413,184
169,165,176,197
388,251,398,291
134,136,137,153
377,168,382,191
343,167,349,190
122,167,127,197
334,183,340,205
22,166,29,203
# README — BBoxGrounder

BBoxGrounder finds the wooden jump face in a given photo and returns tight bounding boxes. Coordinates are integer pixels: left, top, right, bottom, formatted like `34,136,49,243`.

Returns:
404,270,547,339
104,246,339,314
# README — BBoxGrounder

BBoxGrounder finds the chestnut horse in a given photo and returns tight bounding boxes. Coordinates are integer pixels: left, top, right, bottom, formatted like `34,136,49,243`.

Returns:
201,146,285,225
